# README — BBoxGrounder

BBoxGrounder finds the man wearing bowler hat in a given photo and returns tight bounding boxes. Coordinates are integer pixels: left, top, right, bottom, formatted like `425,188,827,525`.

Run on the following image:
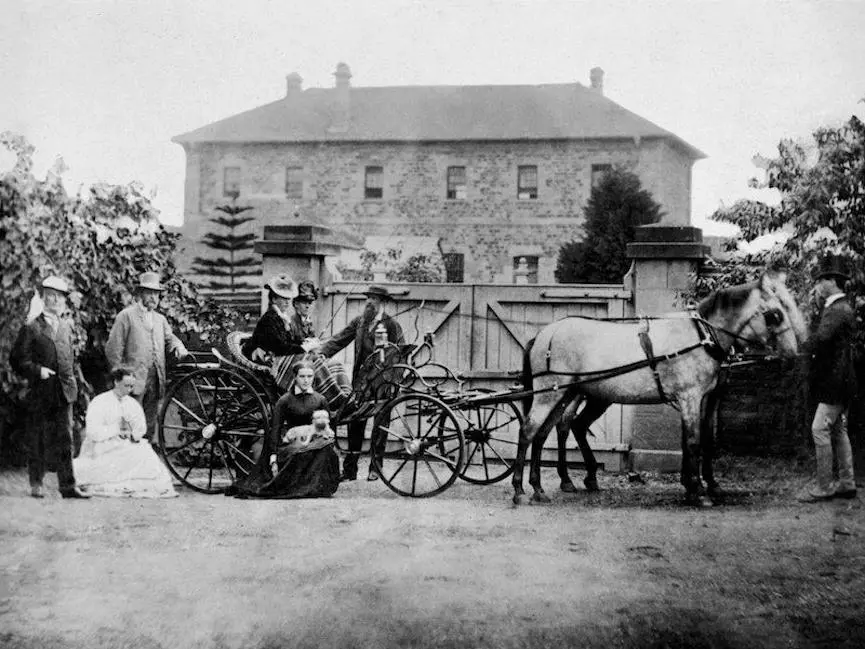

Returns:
106,272,189,445
10,276,89,498
799,256,858,502
318,285,404,481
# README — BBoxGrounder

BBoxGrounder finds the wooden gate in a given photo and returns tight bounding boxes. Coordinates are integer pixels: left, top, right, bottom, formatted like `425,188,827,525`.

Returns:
317,282,633,469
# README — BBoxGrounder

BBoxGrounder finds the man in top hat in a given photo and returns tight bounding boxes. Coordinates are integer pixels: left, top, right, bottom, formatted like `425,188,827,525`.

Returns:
318,285,404,481
10,276,89,498
106,271,189,445
799,256,858,502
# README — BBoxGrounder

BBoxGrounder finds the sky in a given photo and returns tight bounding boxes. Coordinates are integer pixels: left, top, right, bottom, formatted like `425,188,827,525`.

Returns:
3,0,865,235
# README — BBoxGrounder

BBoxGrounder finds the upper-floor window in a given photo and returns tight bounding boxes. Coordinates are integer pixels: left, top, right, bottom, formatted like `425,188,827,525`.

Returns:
513,256,539,284
517,165,538,200
443,252,465,283
365,166,384,199
223,166,241,197
591,163,613,189
446,166,467,200
285,166,303,198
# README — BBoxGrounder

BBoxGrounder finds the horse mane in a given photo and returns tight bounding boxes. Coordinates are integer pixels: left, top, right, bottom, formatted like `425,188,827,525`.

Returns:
697,282,757,319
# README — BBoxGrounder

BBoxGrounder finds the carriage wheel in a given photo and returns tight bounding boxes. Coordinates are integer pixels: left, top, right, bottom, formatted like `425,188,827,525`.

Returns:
455,390,523,484
157,368,269,493
370,393,465,498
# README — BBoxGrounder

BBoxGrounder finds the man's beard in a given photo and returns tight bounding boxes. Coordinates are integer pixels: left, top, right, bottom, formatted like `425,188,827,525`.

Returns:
362,304,377,323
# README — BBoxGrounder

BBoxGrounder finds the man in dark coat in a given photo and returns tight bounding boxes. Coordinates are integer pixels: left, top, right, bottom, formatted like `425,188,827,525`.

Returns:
318,286,405,481
10,277,89,499
799,257,858,502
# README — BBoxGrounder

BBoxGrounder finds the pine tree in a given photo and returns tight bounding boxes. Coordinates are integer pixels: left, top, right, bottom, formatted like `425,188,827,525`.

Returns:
191,197,261,292
556,168,663,283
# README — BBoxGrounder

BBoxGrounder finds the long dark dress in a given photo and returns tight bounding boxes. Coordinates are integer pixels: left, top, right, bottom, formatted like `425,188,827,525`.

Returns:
227,389,340,499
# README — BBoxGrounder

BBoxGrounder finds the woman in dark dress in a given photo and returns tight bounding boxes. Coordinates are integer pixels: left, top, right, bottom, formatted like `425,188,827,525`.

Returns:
242,276,320,360
228,362,340,499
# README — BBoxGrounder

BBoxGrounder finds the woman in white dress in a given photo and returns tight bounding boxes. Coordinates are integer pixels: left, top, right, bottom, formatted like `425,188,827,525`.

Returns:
74,367,177,498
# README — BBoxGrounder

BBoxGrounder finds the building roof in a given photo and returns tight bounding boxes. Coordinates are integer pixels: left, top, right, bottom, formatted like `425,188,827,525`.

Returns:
173,82,705,159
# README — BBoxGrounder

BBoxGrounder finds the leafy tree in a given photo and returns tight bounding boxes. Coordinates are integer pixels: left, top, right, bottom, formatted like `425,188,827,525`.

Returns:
556,167,663,283
1,132,244,463
190,196,262,292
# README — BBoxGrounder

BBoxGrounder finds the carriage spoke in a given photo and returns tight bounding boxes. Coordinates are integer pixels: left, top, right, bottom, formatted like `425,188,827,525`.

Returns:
182,455,198,482
421,457,444,490
377,424,414,444
487,433,519,446
464,441,481,468
191,379,209,419
207,442,215,491
220,438,256,467
483,441,510,465
164,435,202,458
423,448,461,470
218,441,238,482
170,398,207,427
162,423,203,433
379,454,410,482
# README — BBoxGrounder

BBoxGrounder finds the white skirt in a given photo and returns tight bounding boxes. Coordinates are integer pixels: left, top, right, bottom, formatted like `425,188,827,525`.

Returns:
74,438,178,499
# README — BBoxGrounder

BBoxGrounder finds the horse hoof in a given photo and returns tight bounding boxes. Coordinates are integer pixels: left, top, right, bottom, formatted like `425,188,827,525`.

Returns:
583,477,600,492
512,494,526,507
531,491,552,504
560,481,578,494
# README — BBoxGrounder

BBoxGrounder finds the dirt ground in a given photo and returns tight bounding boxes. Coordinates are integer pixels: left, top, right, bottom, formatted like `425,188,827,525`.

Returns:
1,456,863,649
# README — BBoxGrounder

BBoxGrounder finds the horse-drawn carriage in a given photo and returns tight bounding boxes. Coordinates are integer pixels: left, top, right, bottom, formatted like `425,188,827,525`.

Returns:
156,332,524,498
157,270,807,506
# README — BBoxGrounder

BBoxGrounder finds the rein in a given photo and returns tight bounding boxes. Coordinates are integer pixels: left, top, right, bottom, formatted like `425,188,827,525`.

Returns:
532,308,788,405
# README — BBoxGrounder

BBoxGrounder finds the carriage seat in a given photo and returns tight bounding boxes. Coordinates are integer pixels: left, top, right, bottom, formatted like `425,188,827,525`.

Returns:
225,331,271,374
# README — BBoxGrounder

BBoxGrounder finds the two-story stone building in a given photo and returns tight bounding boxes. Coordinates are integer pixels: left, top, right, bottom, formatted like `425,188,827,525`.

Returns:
172,63,704,284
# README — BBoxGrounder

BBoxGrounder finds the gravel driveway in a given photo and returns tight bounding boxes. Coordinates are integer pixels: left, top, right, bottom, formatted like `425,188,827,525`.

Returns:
1,458,863,649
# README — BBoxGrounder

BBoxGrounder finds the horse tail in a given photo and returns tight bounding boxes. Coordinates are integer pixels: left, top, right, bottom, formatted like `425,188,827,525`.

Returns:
522,336,536,418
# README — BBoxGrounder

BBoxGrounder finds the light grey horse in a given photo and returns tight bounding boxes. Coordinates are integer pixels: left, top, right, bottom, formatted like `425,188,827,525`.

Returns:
514,270,807,507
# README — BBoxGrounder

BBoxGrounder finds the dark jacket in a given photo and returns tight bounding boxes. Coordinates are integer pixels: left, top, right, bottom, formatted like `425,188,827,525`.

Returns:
318,313,404,379
808,294,857,405
10,314,78,410
243,307,312,358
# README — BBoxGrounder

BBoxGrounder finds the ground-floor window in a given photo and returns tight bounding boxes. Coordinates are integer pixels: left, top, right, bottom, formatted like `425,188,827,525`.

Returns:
443,252,465,283
513,256,538,284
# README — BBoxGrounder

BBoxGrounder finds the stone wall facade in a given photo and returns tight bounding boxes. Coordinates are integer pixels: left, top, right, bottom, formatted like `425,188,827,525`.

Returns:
175,138,696,283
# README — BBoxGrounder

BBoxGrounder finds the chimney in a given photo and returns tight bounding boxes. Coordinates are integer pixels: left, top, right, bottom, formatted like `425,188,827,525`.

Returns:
285,72,303,97
330,62,352,133
589,67,604,95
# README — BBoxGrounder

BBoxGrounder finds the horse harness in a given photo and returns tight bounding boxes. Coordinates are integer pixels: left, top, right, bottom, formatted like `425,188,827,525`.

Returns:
536,314,728,405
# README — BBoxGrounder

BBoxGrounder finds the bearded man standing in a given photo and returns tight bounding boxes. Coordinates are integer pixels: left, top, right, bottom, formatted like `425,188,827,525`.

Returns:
106,272,189,445
10,276,89,499
317,286,404,481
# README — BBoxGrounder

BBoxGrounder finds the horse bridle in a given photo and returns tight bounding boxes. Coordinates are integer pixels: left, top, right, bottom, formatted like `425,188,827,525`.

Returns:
716,304,793,350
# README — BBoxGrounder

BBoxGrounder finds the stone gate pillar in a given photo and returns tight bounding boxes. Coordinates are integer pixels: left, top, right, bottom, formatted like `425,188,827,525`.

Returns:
253,223,358,317
624,225,709,472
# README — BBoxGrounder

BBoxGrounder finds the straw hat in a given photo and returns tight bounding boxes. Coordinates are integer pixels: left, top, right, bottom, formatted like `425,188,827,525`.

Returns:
41,276,71,294
265,275,299,299
138,271,165,292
